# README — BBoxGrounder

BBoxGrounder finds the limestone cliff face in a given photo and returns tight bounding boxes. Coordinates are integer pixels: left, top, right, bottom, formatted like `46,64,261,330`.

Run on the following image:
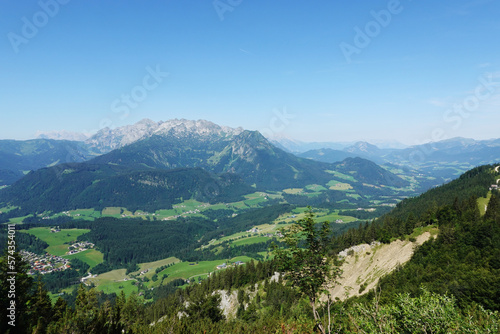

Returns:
326,231,436,301
86,118,243,153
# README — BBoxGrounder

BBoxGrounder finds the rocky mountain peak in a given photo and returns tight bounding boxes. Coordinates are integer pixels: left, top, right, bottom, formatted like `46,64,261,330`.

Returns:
345,141,380,154
154,119,244,138
36,130,90,142
85,118,244,153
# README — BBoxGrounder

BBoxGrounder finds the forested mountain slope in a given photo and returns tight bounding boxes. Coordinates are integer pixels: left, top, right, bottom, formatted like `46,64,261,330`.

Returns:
0,139,95,185
0,163,251,213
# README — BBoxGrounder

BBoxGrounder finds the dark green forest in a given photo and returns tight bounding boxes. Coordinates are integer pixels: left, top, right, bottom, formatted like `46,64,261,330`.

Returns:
0,164,252,214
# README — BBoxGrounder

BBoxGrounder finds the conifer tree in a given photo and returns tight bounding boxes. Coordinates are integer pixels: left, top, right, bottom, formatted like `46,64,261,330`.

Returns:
272,207,341,334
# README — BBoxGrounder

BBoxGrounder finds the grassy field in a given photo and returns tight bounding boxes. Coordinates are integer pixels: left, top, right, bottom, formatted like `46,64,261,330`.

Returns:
325,170,358,182
133,257,180,275
8,215,31,224
89,268,140,297
316,211,357,223
0,205,18,213
96,278,139,296
102,207,135,217
83,256,258,297
243,193,267,206
95,268,128,281
22,227,91,256
153,256,254,286
63,249,103,268
231,236,271,246
408,225,439,240
478,191,492,216
327,180,353,191
69,208,101,220
305,184,328,192
201,206,360,250
283,188,304,194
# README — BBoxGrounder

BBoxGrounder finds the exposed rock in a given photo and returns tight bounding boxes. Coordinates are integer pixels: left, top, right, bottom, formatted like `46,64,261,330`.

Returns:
86,118,243,153
326,232,435,301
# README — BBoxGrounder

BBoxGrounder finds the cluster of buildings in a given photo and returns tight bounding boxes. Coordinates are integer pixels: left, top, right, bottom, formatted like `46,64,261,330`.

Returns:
66,241,94,255
216,260,244,270
247,227,283,238
135,211,155,216
21,250,71,275
162,208,202,220
265,231,283,238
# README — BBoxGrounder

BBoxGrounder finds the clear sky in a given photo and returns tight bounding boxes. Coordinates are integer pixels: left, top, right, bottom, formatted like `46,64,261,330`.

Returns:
1,0,499,145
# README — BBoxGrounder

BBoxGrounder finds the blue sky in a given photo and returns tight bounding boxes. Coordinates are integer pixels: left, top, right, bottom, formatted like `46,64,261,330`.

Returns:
1,0,499,145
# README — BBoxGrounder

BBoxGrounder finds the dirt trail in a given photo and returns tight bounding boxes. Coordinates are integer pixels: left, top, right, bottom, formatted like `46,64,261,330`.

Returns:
325,232,433,301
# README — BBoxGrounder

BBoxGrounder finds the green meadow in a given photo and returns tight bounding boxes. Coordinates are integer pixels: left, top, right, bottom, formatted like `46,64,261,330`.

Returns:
231,236,271,246
153,256,254,287
63,249,103,268
478,191,492,216
22,227,91,256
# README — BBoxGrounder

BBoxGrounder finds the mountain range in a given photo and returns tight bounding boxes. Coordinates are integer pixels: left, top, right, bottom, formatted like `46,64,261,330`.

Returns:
0,139,96,185
0,119,413,215
297,137,500,166
1,118,500,216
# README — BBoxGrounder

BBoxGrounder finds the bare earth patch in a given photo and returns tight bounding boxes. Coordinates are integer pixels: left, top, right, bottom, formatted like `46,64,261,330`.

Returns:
326,232,434,301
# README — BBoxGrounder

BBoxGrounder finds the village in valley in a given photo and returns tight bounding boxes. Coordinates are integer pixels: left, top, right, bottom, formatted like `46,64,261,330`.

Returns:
21,226,95,275
21,250,71,275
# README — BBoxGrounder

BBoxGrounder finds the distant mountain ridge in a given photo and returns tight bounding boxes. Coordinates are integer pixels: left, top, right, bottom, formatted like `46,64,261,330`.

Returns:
0,139,96,185
36,130,90,141
387,137,500,165
3,118,500,195
85,118,244,154
0,119,411,214
90,129,344,191
0,119,244,185
299,137,500,165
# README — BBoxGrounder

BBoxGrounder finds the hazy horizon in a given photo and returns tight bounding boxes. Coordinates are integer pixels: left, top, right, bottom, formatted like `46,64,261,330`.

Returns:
5,116,498,150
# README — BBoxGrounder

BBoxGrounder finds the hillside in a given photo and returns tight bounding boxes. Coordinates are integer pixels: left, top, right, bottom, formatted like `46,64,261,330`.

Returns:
328,230,436,301
378,164,497,222
298,148,355,163
0,119,413,215
332,157,409,188
0,163,251,213
91,129,342,191
0,139,95,185
298,137,500,187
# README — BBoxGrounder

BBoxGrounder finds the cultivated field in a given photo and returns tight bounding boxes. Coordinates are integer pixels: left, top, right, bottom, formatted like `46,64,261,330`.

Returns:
22,227,91,256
